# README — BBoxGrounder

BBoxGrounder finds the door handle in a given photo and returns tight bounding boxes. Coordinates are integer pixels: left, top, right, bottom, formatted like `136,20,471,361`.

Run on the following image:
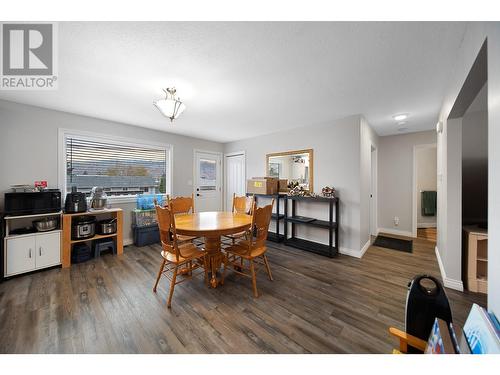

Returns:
29,248,32,258
39,246,42,256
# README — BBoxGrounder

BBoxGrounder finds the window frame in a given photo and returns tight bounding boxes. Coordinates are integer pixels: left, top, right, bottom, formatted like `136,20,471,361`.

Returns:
58,128,172,204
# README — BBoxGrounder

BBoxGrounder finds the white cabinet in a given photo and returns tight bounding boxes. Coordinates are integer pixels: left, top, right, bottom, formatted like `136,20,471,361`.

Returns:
36,232,61,269
5,232,61,276
6,236,36,276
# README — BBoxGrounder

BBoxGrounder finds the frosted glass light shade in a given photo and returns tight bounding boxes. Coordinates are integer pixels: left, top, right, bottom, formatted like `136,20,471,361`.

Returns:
154,98,186,120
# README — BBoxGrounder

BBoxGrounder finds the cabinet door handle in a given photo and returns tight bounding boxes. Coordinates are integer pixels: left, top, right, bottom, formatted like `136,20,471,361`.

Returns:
39,246,42,256
29,248,32,258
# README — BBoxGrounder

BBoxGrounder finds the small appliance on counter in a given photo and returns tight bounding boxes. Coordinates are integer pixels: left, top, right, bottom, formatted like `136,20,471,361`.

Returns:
97,218,117,235
65,186,88,213
90,186,108,210
4,189,61,216
72,215,96,240
1,212,4,281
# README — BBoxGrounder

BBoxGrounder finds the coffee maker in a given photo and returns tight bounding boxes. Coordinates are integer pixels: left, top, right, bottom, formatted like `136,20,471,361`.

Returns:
64,186,88,213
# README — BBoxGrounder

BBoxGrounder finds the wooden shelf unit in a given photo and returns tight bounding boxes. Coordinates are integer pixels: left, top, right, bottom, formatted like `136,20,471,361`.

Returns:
247,193,287,242
62,208,123,268
463,225,488,294
284,195,339,257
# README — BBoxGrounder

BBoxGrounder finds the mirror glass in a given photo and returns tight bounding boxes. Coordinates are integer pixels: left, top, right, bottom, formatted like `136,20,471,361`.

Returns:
266,149,313,191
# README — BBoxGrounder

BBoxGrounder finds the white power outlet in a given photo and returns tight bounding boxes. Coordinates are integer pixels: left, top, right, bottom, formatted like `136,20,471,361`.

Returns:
394,216,400,226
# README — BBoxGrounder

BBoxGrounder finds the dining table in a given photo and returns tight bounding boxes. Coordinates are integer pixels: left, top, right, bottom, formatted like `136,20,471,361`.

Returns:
174,211,253,288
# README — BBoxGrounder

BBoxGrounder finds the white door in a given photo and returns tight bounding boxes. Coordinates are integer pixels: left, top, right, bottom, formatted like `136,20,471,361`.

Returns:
35,232,61,269
194,150,222,212
225,153,246,210
6,236,36,276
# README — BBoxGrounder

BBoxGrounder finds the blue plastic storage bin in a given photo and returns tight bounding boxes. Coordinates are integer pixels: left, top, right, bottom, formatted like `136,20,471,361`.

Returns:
136,194,164,210
132,224,160,246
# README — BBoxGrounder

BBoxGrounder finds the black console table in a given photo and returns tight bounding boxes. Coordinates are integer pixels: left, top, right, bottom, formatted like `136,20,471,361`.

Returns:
284,195,339,257
247,193,286,242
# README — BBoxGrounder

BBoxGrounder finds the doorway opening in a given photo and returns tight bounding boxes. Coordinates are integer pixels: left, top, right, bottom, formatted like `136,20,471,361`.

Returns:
442,39,488,293
369,145,378,236
413,144,437,242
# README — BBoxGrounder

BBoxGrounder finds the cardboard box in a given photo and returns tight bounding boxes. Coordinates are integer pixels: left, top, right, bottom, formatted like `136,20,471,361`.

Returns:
247,178,278,195
279,179,288,192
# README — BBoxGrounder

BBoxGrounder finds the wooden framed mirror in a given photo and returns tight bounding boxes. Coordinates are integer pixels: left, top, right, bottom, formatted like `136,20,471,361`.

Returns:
266,149,313,192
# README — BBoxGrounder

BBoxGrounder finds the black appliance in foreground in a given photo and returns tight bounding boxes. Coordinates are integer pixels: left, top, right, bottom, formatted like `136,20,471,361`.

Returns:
4,190,61,216
65,186,87,213
405,274,452,352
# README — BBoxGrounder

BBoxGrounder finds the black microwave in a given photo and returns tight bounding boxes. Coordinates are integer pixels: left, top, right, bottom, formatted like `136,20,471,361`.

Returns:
4,190,61,216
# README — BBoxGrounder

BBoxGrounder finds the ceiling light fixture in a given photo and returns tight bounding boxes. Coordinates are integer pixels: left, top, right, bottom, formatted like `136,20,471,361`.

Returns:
393,114,408,122
154,87,186,122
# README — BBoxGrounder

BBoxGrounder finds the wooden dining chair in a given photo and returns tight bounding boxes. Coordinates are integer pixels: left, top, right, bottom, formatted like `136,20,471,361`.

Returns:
221,199,274,298
222,194,254,245
153,203,208,308
168,193,201,245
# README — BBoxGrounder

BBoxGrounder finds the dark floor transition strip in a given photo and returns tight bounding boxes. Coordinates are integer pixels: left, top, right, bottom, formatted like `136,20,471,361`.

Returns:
373,235,413,253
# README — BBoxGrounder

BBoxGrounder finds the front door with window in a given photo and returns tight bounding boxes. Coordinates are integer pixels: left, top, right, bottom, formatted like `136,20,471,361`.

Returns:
194,150,222,212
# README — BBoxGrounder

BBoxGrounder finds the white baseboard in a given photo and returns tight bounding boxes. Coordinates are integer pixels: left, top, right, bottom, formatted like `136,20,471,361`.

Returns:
417,222,437,228
124,238,133,246
360,239,371,257
339,247,362,258
377,227,413,237
340,239,371,259
435,246,464,292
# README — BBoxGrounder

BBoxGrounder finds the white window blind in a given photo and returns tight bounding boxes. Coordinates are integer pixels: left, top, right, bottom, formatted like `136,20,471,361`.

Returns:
65,135,169,198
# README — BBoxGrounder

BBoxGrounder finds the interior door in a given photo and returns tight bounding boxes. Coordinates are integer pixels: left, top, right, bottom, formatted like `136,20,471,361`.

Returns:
35,232,61,269
194,150,222,212
225,153,246,210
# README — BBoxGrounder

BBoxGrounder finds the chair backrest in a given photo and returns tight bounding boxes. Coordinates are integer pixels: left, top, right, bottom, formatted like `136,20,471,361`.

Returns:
155,204,182,262
169,193,195,214
233,194,254,215
249,199,274,251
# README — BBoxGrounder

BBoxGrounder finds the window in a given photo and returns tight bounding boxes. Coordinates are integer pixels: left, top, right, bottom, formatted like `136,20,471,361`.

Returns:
62,132,171,200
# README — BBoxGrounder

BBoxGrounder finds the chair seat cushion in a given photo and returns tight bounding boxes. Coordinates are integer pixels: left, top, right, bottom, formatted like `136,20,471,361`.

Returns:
225,241,266,258
161,243,205,263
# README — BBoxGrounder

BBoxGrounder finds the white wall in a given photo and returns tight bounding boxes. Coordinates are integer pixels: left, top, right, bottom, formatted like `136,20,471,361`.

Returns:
377,130,437,236
224,115,370,256
436,23,500,314
416,146,437,227
0,100,223,244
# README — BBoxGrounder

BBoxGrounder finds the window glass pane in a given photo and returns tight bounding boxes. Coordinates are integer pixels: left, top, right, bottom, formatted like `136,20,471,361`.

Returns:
198,159,216,187
65,136,168,197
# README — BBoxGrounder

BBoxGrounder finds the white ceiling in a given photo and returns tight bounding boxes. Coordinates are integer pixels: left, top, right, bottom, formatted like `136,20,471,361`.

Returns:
0,22,468,142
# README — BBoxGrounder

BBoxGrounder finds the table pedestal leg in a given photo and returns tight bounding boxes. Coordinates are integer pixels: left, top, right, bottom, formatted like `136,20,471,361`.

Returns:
204,236,222,288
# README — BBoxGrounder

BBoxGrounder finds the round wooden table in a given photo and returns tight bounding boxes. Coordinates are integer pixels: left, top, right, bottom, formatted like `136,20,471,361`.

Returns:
174,211,252,288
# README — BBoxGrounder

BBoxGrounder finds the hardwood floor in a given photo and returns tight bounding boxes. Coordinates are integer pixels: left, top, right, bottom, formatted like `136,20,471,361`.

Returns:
417,227,437,242
0,236,486,353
